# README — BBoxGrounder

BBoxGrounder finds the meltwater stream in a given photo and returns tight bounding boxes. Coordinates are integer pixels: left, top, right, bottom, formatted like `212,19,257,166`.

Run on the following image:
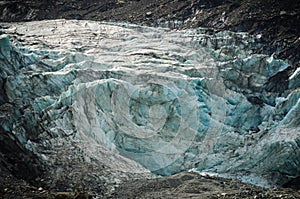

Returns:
0,20,299,190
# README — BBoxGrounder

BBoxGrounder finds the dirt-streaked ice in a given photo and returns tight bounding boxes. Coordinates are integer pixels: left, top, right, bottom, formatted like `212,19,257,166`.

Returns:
0,19,299,188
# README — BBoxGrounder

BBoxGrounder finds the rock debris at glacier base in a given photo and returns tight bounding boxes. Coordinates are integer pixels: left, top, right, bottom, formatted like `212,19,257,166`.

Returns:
0,19,299,189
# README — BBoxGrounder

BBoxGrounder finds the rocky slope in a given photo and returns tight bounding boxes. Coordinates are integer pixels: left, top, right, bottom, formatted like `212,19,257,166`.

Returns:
111,171,300,199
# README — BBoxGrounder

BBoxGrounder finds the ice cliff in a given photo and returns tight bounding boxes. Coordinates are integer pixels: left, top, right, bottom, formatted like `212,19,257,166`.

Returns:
0,20,299,189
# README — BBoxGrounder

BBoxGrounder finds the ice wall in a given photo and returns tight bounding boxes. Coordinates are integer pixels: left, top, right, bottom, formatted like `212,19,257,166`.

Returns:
0,20,299,187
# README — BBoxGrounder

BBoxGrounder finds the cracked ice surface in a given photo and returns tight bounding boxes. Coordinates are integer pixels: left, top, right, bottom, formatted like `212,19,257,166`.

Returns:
0,19,299,187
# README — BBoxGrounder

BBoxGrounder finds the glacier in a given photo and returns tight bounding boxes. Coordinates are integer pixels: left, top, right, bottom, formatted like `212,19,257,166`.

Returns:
0,19,299,190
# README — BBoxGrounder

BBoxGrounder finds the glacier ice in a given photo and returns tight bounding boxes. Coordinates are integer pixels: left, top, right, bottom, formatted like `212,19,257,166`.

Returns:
0,19,299,188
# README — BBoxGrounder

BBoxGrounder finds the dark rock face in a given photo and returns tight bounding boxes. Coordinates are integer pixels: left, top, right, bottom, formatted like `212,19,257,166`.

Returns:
0,126,43,182
0,77,8,105
283,176,300,189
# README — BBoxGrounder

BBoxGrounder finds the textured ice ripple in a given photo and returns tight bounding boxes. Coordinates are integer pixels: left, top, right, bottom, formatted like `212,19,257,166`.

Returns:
0,19,299,187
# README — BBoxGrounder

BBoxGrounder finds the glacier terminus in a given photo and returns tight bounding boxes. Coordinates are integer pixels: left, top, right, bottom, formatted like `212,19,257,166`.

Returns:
0,19,299,192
